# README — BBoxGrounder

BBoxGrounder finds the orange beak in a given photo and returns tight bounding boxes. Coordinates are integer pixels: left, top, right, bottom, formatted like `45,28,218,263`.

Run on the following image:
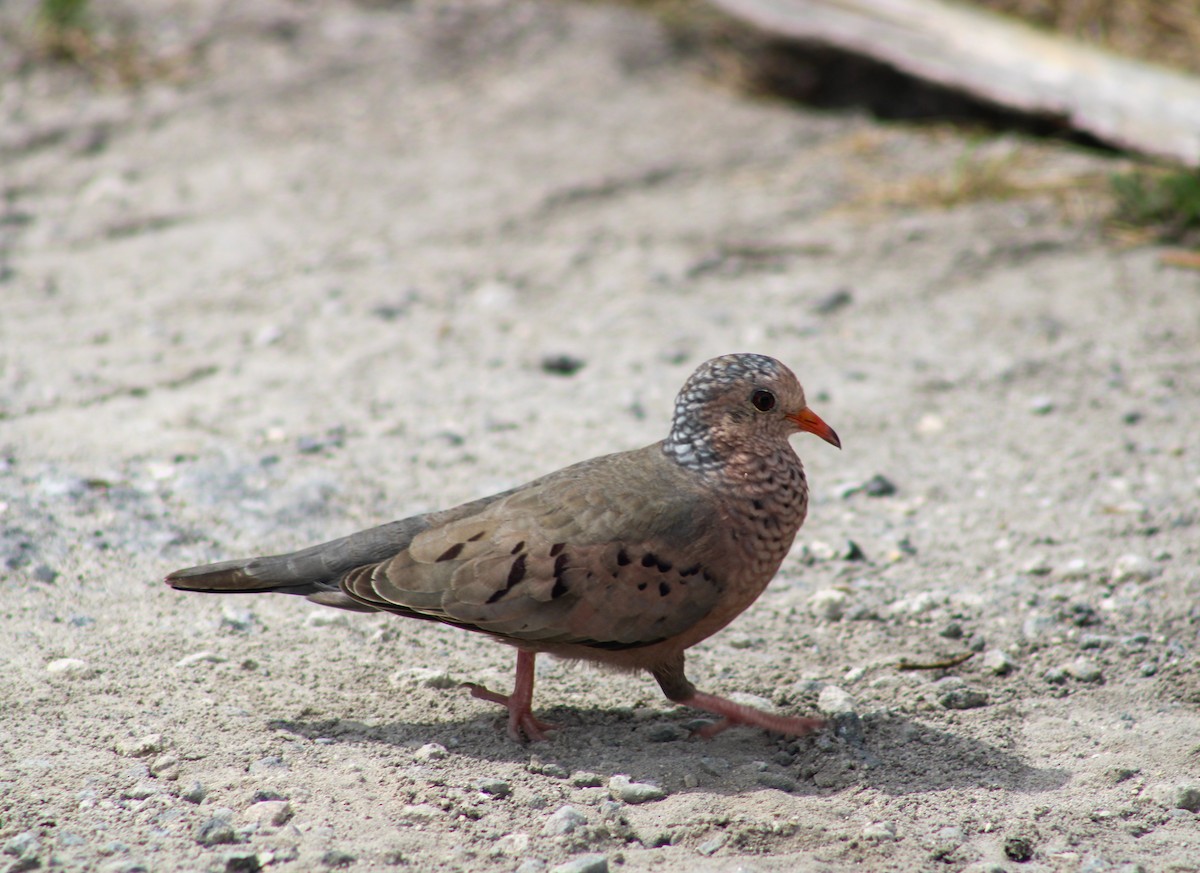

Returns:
788,407,841,449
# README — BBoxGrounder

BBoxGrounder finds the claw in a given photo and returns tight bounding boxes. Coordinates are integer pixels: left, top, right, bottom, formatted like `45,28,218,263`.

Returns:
463,650,556,742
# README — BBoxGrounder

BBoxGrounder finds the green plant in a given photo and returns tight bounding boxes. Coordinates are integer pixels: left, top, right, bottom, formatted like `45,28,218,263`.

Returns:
1111,167,1200,246
37,0,93,60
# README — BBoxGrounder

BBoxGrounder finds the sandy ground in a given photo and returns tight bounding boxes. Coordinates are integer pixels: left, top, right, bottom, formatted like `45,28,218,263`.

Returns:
2,1,1199,871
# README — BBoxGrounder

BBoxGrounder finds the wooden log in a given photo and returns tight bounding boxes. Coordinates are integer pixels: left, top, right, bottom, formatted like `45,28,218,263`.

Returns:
708,0,1200,166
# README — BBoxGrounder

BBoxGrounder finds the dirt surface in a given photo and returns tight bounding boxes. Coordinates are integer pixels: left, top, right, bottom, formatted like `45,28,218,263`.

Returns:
2,2,1199,872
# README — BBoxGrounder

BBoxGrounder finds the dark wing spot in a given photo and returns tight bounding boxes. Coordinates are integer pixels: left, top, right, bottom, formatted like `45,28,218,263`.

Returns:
641,553,657,568
752,498,764,511
549,542,566,557
508,554,527,586
637,582,647,591
485,554,527,604
680,564,701,577
659,582,671,597
551,577,569,599
510,541,525,555
617,549,631,566
436,543,464,562
656,557,672,572
467,531,486,542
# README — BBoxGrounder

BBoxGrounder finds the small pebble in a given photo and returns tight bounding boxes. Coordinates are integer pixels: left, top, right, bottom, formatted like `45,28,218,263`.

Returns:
542,805,587,836
32,563,59,584
389,667,458,689
862,821,896,841
645,723,686,742
476,778,511,798
756,772,798,792
570,771,603,788
46,658,95,678
1004,835,1035,862
527,758,569,779
219,606,257,633
3,832,40,859
811,287,853,314
939,686,989,710
175,651,227,668
1029,395,1055,415
862,474,897,497
550,854,607,873
1111,554,1159,584
123,782,160,800
247,756,287,773
808,588,848,621
982,649,1014,676
320,849,355,868
816,685,856,716
195,817,237,846
891,590,941,618
413,743,448,762
1058,558,1091,580
180,782,207,804
244,800,292,827
608,775,666,804
116,734,165,758
1066,657,1104,684
541,354,586,377
223,852,262,873
516,860,549,873
939,621,963,639
696,833,728,855
150,753,180,779
1043,667,1069,685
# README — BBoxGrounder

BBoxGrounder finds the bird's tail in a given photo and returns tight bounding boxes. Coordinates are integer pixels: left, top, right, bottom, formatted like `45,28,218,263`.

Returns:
164,518,425,613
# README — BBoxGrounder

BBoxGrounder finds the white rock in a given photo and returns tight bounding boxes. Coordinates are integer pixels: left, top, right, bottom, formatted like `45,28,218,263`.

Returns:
1065,657,1103,683
817,685,856,716
809,588,849,621
175,651,227,668
413,743,449,762
890,591,941,617
982,649,1014,676
116,734,165,758
244,800,293,827
45,658,94,678
389,668,457,689
862,821,897,840
608,775,666,804
1057,558,1091,580
542,805,588,835
1111,554,1159,584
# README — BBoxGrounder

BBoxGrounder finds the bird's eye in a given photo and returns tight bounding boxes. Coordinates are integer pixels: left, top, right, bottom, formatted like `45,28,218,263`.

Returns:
750,389,776,412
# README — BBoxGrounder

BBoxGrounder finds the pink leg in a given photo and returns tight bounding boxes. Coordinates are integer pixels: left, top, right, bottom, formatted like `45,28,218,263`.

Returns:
462,650,558,742
681,691,826,739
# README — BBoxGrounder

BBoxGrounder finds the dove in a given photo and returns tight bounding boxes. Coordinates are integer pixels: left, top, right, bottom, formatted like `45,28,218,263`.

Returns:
166,353,841,741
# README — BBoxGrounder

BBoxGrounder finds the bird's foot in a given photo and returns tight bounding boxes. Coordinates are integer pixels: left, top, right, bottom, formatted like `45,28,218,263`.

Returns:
462,682,557,742
682,691,826,739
